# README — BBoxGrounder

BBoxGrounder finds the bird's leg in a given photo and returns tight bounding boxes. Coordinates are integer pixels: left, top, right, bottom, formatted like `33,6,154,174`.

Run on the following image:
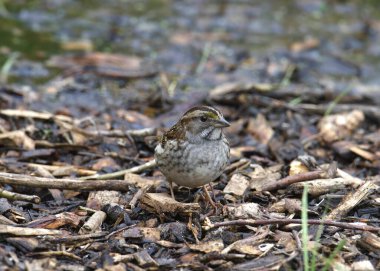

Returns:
209,183,217,202
169,181,175,200
202,185,217,209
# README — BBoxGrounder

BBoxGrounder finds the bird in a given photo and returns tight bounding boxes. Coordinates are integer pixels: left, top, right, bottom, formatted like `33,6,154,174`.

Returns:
154,106,230,206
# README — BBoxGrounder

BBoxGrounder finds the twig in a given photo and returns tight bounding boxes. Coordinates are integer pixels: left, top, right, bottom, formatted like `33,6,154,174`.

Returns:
0,225,61,236
0,159,97,176
129,185,151,209
0,172,150,191
0,188,40,203
80,159,157,180
204,218,380,233
73,127,156,138
27,251,81,261
0,109,73,123
290,103,380,121
44,232,108,244
260,170,330,192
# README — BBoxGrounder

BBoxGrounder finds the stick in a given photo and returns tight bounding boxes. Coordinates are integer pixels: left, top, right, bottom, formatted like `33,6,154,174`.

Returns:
80,159,156,180
260,170,327,191
0,225,61,236
0,188,40,203
0,172,138,191
73,127,156,138
204,218,380,233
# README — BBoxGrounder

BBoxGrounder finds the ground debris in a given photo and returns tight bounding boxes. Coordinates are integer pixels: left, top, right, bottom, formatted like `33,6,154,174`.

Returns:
1,1,380,270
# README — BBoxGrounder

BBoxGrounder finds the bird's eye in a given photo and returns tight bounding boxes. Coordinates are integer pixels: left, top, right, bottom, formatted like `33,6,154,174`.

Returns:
200,116,207,122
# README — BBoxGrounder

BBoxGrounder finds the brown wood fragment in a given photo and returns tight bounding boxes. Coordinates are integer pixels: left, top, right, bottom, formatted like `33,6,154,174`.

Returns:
349,145,377,161
80,159,157,180
288,177,363,196
26,212,82,229
188,239,224,253
129,185,151,209
79,211,106,234
0,109,73,122
0,214,16,225
0,172,154,191
357,232,380,254
223,173,250,196
203,218,380,233
133,250,158,267
44,232,108,244
227,203,262,219
326,181,378,220
140,193,200,214
260,170,330,192
0,225,61,236
27,251,81,261
123,227,161,243
6,237,41,252
0,187,40,203
87,191,122,210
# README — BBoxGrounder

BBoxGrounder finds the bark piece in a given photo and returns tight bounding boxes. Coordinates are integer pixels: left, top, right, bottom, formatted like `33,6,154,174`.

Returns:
79,210,106,234
249,164,282,191
87,191,122,210
188,239,224,253
357,232,380,254
26,212,82,229
222,229,270,255
123,227,161,243
288,177,363,196
0,225,61,236
140,193,200,214
6,237,41,252
223,173,250,196
227,203,262,219
0,172,149,191
326,181,378,220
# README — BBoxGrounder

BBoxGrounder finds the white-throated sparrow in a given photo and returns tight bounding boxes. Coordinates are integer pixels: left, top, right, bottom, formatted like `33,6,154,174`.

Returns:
155,106,230,203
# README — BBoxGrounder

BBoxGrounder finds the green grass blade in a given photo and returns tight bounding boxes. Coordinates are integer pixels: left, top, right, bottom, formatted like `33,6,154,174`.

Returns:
324,88,350,116
0,52,19,83
302,184,309,271
310,207,328,271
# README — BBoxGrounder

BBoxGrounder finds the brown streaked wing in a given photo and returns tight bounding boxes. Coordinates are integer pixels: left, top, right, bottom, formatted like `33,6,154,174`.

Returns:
161,122,185,147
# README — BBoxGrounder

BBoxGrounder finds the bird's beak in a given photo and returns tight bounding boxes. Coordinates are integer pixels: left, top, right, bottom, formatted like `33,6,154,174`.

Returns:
213,117,230,128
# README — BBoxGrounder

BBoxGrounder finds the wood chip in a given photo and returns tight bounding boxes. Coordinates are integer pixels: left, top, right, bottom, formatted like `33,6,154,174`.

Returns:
223,173,250,196
227,203,262,219
140,193,200,213
79,211,106,234
188,239,224,253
